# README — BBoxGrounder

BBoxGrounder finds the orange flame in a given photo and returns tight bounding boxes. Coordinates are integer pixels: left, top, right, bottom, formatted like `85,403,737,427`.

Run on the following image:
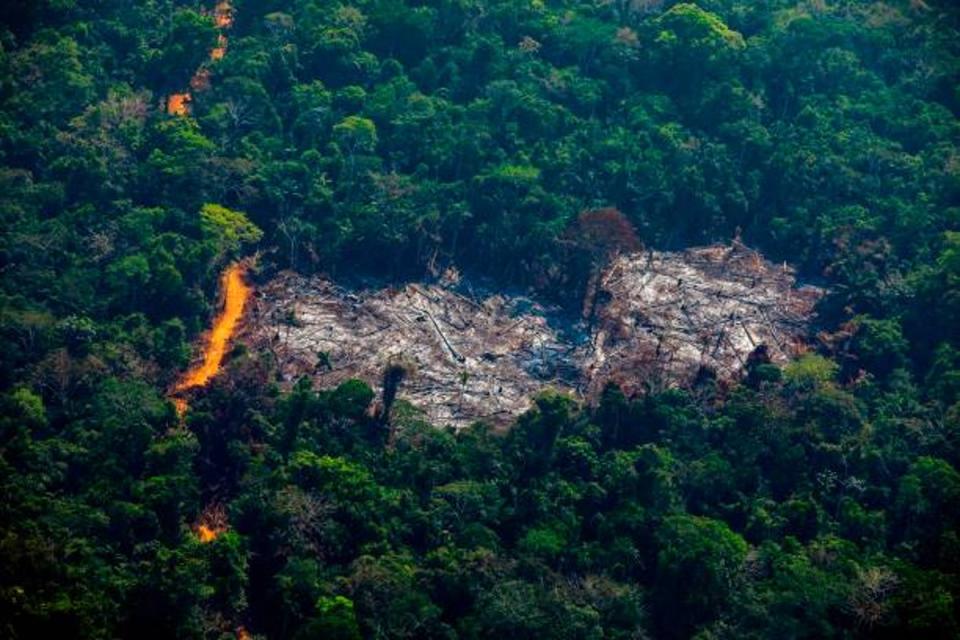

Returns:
210,35,228,61
197,523,220,543
167,1,232,117
194,503,228,542
175,263,251,393
167,93,191,116
172,396,189,416
215,1,234,28
166,3,244,414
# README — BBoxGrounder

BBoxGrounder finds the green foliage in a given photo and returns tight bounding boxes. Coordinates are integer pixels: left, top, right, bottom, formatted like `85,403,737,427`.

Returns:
333,115,378,154
150,9,218,89
1,0,959,637
850,314,909,377
518,523,568,560
9,387,46,428
199,203,264,258
294,596,362,640
784,353,839,390
655,515,748,635
651,3,745,81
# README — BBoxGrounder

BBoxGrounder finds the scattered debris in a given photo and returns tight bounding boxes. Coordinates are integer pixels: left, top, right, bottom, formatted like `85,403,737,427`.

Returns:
586,242,823,397
240,243,823,429
242,274,573,428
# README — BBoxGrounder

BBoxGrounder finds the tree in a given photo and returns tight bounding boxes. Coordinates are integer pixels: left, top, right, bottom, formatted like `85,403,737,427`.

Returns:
894,457,960,567
199,203,263,259
149,9,218,91
294,596,363,640
654,515,747,636
333,115,378,180
648,4,745,89
564,207,641,318
849,315,909,378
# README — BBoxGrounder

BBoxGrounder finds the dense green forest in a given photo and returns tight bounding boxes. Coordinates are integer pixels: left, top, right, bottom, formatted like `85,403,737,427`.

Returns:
1,0,959,637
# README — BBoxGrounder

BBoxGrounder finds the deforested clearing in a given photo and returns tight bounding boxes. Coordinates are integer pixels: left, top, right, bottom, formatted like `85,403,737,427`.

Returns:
243,242,822,428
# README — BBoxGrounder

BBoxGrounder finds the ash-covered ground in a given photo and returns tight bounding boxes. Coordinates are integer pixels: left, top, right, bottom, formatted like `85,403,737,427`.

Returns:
241,243,822,429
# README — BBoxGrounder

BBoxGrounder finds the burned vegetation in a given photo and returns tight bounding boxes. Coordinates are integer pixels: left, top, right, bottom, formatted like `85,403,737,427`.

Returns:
242,243,822,429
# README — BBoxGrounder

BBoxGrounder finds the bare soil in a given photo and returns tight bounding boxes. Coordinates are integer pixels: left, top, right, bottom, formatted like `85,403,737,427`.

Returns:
240,243,822,429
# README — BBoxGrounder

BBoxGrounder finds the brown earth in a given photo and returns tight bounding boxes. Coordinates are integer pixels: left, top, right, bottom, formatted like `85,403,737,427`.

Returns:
240,242,823,429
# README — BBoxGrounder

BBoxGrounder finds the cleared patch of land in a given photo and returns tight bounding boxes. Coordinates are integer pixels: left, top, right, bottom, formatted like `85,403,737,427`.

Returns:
241,243,822,428
587,243,823,398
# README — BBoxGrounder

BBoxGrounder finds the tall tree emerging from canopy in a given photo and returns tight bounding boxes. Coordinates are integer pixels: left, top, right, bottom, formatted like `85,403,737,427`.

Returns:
200,203,263,260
